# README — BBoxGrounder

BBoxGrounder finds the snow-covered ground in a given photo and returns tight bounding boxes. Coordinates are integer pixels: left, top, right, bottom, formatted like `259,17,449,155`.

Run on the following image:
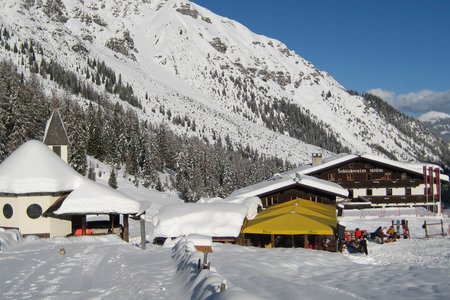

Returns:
1,159,449,299
1,211,449,299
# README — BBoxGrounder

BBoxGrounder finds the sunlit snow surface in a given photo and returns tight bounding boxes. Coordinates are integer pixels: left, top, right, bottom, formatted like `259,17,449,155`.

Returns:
1,212,449,299
1,156,449,299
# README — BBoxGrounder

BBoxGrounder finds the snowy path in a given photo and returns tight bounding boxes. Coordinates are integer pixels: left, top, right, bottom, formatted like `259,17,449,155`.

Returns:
211,241,450,300
0,236,183,299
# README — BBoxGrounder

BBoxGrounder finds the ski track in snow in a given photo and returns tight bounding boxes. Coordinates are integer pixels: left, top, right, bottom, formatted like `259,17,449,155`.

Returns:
1,217,450,299
0,236,183,299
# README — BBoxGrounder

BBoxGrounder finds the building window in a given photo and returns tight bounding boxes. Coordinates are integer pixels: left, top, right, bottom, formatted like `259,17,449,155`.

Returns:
386,188,393,196
405,188,411,195
366,173,373,181
3,204,13,219
328,173,335,181
26,204,43,219
347,173,354,181
384,173,392,180
401,173,407,180
366,189,372,196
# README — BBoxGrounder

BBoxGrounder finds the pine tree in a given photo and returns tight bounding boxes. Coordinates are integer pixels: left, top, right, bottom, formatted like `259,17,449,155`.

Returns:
108,168,118,189
87,162,96,181
62,99,88,175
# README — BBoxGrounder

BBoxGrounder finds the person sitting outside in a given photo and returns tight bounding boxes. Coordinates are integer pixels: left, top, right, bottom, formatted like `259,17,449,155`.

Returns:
346,238,368,255
386,226,397,242
370,226,385,244
354,228,363,240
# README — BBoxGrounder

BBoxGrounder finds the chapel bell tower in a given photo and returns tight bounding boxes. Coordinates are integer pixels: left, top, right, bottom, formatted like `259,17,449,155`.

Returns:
43,109,69,163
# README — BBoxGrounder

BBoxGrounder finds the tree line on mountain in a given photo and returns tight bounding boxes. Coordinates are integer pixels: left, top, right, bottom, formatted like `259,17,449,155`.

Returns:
0,59,291,201
1,31,142,109
219,71,350,154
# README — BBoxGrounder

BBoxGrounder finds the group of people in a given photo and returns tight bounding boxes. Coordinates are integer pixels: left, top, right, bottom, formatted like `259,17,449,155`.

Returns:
345,221,410,255
370,220,410,244
346,228,368,255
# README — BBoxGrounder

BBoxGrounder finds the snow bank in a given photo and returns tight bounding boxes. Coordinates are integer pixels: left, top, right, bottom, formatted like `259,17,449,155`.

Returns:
204,196,262,219
172,237,260,300
153,203,248,237
0,228,23,251
185,234,213,246
341,207,437,218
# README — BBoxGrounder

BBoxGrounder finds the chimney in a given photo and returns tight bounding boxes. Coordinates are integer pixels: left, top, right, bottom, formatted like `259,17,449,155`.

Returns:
312,153,323,166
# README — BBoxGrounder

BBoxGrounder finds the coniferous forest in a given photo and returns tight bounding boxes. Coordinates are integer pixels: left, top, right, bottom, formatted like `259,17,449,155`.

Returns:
0,59,291,202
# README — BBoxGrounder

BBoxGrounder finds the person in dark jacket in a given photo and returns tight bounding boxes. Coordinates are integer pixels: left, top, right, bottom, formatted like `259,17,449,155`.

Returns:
370,226,384,244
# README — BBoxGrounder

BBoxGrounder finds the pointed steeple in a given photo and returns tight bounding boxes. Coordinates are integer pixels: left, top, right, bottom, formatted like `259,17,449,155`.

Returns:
43,110,69,162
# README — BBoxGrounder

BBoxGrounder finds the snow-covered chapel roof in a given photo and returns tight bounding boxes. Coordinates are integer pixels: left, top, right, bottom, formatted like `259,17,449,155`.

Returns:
0,140,142,215
0,140,84,194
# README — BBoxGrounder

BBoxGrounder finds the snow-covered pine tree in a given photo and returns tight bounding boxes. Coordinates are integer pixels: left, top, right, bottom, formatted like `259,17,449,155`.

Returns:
108,168,118,189
59,98,88,175
87,162,96,181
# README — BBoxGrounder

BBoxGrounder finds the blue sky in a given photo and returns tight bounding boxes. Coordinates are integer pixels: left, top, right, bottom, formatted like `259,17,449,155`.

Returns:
193,0,450,115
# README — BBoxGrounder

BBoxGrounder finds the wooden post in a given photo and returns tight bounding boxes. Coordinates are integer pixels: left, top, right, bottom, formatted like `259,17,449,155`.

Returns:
435,169,441,214
424,221,428,238
140,215,146,250
441,219,445,237
110,214,114,233
203,251,208,266
123,214,129,242
81,215,86,236
291,235,295,248
304,234,309,249
271,234,275,248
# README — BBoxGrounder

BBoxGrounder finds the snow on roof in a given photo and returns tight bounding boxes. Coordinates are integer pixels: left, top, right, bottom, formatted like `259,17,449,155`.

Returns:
288,153,449,182
226,172,348,200
361,154,449,181
0,140,142,215
153,203,248,238
53,179,141,215
285,154,358,176
203,196,262,219
0,140,84,194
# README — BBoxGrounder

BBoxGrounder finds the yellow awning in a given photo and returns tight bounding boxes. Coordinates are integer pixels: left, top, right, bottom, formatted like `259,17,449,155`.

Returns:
241,199,337,235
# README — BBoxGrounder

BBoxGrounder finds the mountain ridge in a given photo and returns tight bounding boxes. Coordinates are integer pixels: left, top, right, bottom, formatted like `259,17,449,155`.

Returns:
0,0,448,166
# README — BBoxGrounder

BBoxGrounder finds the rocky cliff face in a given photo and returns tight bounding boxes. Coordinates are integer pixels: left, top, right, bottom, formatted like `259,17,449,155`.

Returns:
0,0,448,165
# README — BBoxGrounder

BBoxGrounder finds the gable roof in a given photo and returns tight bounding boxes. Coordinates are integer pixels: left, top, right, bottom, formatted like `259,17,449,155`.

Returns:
226,172,349,201
43,110,69,145
287,154,449,182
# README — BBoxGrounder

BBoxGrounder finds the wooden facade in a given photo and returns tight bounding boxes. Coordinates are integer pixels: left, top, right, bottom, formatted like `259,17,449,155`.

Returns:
258,183,338,208
305,156,444,209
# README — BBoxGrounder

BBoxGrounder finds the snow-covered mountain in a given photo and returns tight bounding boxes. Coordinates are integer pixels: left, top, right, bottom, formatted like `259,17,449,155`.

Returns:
418,111,450,146
0,0,448,165
418,111,450,124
